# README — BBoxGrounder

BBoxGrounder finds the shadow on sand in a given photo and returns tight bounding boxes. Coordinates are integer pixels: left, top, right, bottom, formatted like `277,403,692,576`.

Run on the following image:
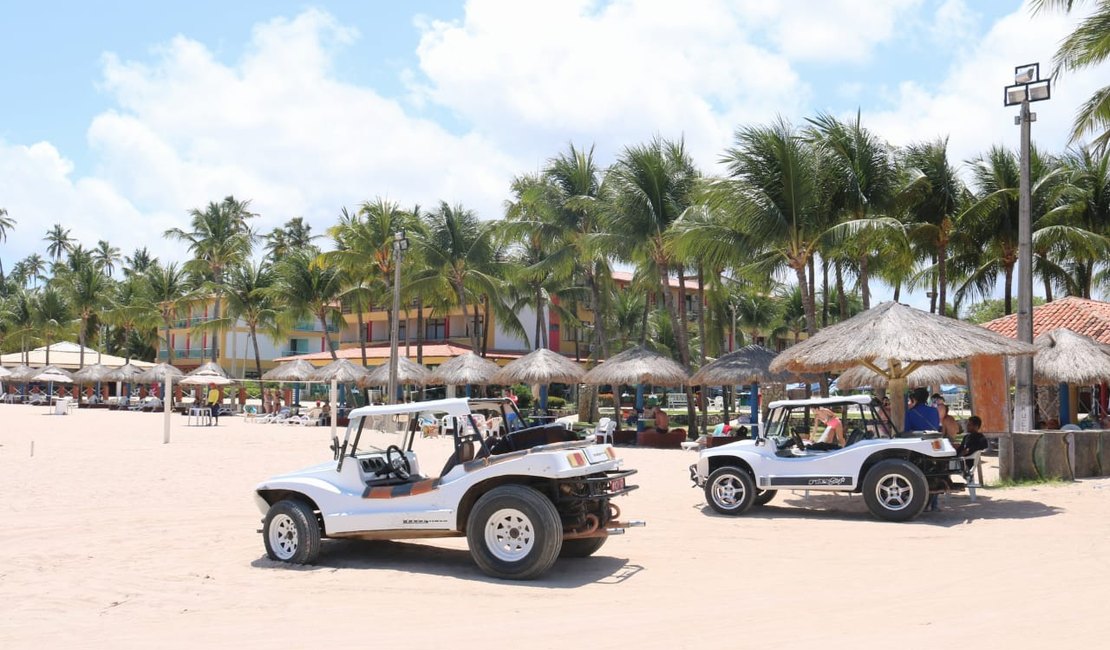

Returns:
252,539,643,587
694,490,1062,527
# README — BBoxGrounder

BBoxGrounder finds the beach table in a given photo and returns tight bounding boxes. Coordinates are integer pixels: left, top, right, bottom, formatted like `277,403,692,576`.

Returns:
187,406,212,426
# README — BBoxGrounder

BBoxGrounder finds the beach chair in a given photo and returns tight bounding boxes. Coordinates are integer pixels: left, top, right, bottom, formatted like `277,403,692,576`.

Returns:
588,417,614,444
711,395,724,411
666,392,687,410
961,450,984,502
140,397,163,412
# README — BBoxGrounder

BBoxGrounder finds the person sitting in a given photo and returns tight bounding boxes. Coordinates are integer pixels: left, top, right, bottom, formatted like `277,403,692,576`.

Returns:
938,403,961,447
904,387,940,432
809,407,845,451
642,399,669,434
956,415,988,459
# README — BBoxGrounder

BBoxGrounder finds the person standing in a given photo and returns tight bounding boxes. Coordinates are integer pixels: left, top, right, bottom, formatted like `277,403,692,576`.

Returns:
206,382,221,426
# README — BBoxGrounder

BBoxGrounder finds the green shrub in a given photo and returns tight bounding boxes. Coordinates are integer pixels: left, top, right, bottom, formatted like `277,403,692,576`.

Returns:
512,383,534,409
546,396,566,409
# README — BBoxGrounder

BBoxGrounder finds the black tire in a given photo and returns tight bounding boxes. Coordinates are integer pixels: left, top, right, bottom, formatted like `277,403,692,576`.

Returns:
862,459,928,522
704,466,756,516
560,536,607,558
753,489,777,506
263,499,321,564
466,485,562,580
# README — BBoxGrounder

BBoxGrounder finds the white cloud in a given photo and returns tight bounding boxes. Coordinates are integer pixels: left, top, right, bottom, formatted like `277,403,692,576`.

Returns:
1,8,521,269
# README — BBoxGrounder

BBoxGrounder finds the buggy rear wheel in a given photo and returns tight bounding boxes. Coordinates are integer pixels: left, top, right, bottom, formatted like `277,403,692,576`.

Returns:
467,485,562,580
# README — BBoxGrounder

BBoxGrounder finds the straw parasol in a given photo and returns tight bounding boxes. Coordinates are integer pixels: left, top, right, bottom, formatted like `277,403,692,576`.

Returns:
179,362,235,386
0,366,11,379
309,358,369,383
72,363,113,384
106,363,145,382
491,348,584,386
136,363,184,384
835,361,967,391
581,346,689,387
8,364,41,382
1026,328,1110,385
360,358,431,387
33,366,74,383
770,301,1034,429
428,352,501,386
261,359,317,382
688,345,794,386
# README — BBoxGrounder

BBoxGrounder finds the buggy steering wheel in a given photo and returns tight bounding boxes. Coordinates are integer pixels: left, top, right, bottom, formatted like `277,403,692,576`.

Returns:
792,431,806,450
376,444,411,480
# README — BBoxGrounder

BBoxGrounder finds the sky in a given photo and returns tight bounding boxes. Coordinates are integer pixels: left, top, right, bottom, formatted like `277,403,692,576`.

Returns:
0,0,1106,305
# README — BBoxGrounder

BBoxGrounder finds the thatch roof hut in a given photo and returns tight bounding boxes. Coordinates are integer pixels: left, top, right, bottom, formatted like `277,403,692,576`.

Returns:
136,363,184,384
105,363,145,382
490,348,584,386
33,366,74,383
360,358,431,387
770,301,1034,427
72,363,114,384
835,361,966,391
0,366,10,379
179,361,235,386
688,345,794,385
261,359,317,382
309,358,369,384
6,364,40,382
1027,328,1110,385
581,346,688,387
188,361,229,378
428,352,501,386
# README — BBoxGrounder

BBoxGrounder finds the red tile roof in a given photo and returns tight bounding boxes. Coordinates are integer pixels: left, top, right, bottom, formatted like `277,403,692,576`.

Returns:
980,297,1110,344
611,270,698,290
275,343,522,363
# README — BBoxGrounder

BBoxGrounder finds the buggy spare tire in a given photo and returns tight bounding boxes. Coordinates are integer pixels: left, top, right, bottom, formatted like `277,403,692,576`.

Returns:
705,466,756,515
467,484,562,580
862,459,928,522
263,499,321,564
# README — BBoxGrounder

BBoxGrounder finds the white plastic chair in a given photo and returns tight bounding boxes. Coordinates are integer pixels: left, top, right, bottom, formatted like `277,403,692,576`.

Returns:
962,450,984,501
590,417,614,444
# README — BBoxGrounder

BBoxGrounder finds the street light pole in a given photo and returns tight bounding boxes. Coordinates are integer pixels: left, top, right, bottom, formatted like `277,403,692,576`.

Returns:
388,231,408,405
1004,63,1050,432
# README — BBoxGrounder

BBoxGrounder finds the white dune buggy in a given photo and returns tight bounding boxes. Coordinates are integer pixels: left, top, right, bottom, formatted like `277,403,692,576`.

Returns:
255,398,642,580
690,395,971,521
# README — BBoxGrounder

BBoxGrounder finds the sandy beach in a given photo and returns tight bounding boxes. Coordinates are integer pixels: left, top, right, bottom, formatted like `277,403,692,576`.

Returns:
1,404,1106,649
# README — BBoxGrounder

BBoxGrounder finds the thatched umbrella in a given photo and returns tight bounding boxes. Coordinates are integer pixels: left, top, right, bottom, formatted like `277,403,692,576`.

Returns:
73,363,113,384
106,362,145,382
261,359,317,382
0,366,11,378
309,359,369,384
835,361,966,391
188,361,229,378
361,358,431,388
136,363,184,384
689,345,796,427
490,348,584,410
178,373,236,386
428,352,501,386
8,364,41,382
582,346,689,387
1027,328,1110,385
33,365,73,401
770,301,1034,429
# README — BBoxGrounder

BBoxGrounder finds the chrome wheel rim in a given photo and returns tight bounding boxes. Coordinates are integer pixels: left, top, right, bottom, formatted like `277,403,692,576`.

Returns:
711,474,746,509
875,473,914,511
484,508,535,562
269,513,299,560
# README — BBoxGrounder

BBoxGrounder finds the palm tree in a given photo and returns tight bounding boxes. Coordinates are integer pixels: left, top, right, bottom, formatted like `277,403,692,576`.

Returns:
264,217,319,261
34,285,73,365
902,138,966,316
0,208,14,284
123,247,157,277
165,196,255,361
67,259,110,368
147,262,191,365
200,262,280,377
410,202,498,352
44,224,74,263
544,144,613,362
710,118,829,337
5,288,38,362
607,137,700,366
106,275,160,364
93,240,122,278
1034,0,1110,151
272,249,344,359
21,254,47,289
1051,146,1110,297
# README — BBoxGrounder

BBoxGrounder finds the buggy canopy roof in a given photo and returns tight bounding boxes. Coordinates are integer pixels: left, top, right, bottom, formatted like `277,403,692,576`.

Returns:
347,397,472,420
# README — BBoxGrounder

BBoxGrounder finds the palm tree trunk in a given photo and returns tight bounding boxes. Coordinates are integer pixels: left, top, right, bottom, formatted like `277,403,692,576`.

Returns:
893,282,901,302
356,303,367,367
821,257,829,328
1045,275,1054,302
79,317,87,369
795,264,817,336
165,320,174,365
250,324,263,378
456,281,476,351
482,298,491,356
937,231,949,317
1004,265,1014,315
319,313,338,360
589,269,608,361
211,295,222,362
639,291,650,347
929,254,938,313
859,255,871,310
835,262,847,319
807,257,816,326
